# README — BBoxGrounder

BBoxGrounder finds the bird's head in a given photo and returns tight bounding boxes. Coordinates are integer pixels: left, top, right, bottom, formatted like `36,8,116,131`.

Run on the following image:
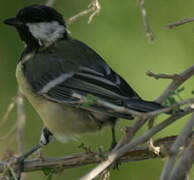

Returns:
4,5,67,48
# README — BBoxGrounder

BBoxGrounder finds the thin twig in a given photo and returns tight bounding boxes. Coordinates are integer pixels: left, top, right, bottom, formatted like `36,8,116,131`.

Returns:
138,0,154,41
112,117,148,151
156,65,194,103
67,0,101,25
146,71,181,81
167,17,194,29
88,0,101,23
80,108,193,180
147,65,194,170
0,135,186,174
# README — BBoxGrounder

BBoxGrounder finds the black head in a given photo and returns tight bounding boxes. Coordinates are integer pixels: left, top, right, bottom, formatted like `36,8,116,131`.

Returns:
4,5,67,48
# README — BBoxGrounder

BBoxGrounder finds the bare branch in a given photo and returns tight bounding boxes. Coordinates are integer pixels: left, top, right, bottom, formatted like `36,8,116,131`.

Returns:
160,113,194,180
80,108,193,180
138,0,154,41
67,0,101,25
112,117,148,151
0,136,186,174
169,135,194,180
167,17,194,29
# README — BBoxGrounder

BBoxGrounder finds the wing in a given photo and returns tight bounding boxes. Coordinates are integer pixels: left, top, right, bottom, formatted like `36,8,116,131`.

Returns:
23,38,140,108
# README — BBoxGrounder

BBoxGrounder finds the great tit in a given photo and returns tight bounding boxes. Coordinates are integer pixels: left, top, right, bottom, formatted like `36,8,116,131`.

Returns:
4,5,163,148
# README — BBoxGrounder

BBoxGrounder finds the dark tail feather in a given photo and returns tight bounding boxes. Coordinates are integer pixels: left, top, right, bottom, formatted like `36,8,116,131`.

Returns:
125,99,163,112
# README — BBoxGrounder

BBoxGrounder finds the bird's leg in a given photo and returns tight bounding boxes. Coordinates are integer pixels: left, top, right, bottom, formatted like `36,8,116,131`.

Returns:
39,127,53,146
17,144,43,162
6,143,43,180
37,127,53,160
109,122,121,170
11,128,53,179
109,123,117,151
17,127,53,162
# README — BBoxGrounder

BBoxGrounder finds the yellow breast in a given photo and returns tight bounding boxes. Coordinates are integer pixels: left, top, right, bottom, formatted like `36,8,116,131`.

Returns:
16,62,100,142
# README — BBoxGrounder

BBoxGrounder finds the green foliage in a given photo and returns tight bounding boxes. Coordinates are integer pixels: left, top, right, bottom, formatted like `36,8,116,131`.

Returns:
164,87,185,106
191,90,194,95
164,87,185,113
42,167,56,180
80,94,98,108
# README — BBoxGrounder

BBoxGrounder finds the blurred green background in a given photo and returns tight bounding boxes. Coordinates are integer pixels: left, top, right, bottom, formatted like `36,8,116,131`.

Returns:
0,0,194,179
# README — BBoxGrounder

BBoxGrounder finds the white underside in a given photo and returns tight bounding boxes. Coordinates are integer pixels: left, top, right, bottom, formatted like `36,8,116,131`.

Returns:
55,134,77,143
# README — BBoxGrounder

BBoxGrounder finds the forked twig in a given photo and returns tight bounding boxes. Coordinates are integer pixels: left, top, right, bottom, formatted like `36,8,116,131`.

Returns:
67,0,101,25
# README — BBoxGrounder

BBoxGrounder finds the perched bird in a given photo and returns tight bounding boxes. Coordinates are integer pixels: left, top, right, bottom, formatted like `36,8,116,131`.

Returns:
4,5,163,150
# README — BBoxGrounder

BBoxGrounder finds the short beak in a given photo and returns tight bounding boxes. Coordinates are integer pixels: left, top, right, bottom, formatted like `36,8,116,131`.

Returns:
4,17,22,26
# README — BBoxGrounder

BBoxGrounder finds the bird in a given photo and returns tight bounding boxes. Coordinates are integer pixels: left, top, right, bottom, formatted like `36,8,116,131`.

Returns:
4,5,163,152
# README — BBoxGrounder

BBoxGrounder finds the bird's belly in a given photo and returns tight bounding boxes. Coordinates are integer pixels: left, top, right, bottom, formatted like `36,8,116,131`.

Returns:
16,62,102,142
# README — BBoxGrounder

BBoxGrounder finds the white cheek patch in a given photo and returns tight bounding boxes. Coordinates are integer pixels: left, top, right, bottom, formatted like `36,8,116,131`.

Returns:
27,21,65,45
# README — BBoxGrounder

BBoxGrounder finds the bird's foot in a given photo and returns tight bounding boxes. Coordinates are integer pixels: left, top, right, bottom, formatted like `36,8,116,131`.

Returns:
3,144,43,180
